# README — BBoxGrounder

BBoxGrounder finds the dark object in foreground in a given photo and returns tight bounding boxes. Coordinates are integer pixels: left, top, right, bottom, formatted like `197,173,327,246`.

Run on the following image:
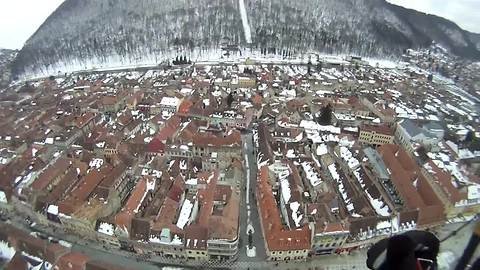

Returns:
454,221,480,270
366,230,440,270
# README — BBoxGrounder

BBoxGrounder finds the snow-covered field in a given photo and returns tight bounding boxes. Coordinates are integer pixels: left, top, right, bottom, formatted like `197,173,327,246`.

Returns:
18,48,400,82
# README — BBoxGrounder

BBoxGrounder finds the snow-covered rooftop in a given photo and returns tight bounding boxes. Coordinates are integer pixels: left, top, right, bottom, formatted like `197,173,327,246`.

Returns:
367,192,390,217
300,120,341,134
0,191,7,203
468,185,480,200
185,178,198,185
301,161,322,187
0,240,15,262
316,143,328,156
160,96,180,107
98,222,115,236
279,169,292,203
47,204,58,215
89,158,104,169
339,146,360,169
176,199,193,229
133,178,156,214
290,201,303,228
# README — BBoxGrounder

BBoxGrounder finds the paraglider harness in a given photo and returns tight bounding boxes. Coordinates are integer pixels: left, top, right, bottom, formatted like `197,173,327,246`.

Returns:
370,241,437,270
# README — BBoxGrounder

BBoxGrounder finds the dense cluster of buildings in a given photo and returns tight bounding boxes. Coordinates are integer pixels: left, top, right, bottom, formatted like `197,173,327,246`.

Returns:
0,222,131,270
0,50,479,267
251,55,480,258
0,66,252,265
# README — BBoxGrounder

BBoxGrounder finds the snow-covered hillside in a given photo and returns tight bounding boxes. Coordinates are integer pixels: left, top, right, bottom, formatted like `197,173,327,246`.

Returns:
11,0,480,78
0,49,17,87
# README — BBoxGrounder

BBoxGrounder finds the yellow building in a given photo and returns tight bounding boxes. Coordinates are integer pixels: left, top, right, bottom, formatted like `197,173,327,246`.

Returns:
312,222,349,255
359,124,394,146
238,77,256,88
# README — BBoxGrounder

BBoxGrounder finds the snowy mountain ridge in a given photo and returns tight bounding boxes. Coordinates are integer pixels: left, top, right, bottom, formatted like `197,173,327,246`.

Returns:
11,0,480,78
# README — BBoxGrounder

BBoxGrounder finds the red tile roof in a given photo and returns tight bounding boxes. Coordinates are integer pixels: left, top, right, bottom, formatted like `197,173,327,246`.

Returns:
184,224,208,250
213,185,232,202
147,138,165,153
257,166,311,252
197,171,219,227
114,176,153,231
58,165,111,215
117,111,133,127
347,96,360,106
73,112,96,129
426,161,467,204
5,252,28,270
251,94,263,106
315,221,349,235
178,100,194,115
54,252,89,270
102,96,117,106
126,91,144,107
378,145,445,225
192,130,242,148
6,227,67,264
31,158,72,190
378,144,426,209
361,124,393,136
98,163,127,189
209,185,239,241
154,115,181,142
152,196,180,233
166,180,184,202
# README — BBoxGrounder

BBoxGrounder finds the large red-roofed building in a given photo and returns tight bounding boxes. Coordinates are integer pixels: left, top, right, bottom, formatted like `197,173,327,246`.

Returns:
378,144,445,226
256,166,311,261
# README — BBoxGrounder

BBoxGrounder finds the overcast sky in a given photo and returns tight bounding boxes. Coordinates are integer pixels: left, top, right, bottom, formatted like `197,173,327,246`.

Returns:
386,0,480,33
0,0,65,49
0,0,479,50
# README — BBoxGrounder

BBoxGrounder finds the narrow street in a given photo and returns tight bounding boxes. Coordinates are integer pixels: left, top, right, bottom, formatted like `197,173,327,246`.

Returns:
72,244,163,270
238,131,267,262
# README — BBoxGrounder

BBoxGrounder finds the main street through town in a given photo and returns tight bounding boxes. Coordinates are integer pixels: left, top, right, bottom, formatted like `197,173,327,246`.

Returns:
238,131,267,262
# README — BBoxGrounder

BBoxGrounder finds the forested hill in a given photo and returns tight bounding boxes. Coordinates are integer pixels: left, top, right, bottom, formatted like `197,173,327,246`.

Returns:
0,49,17,88
12,0,480,77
